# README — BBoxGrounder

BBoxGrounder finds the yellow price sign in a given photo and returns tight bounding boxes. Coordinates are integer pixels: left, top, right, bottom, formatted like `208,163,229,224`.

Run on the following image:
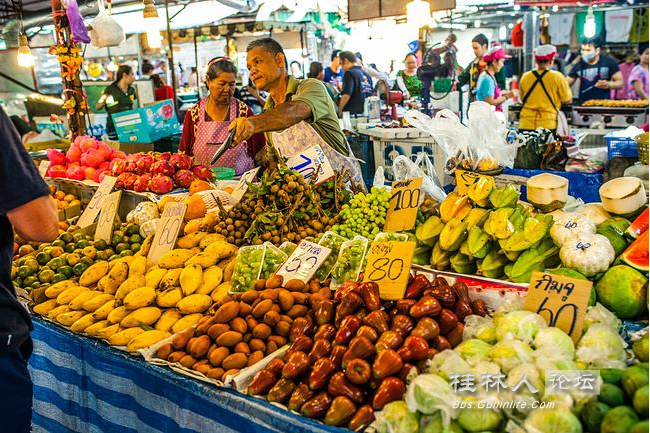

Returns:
524,271,593,343
94,191,122,242
384,177,422,232
77,175,117,228
455,170,495,196
148,202,187,264
363,240,416,300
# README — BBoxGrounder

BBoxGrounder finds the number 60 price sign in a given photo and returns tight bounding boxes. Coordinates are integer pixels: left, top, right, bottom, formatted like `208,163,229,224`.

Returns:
363,240,416,300
148,202,187,264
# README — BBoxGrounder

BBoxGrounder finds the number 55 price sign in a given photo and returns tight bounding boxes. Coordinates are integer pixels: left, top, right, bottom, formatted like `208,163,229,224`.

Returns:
277,240,332,283
363,240,416,300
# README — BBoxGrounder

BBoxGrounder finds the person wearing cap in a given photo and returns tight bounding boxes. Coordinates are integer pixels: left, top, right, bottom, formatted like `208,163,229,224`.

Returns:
475,46,516,111
519,45,573,131
567,37,623,104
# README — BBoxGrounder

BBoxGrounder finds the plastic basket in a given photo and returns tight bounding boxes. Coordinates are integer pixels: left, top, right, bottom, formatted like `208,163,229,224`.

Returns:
606,134,638,159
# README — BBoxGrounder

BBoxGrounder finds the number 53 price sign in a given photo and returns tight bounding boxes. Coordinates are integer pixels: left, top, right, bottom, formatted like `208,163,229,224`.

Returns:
277,240,332,283
363,240,416,300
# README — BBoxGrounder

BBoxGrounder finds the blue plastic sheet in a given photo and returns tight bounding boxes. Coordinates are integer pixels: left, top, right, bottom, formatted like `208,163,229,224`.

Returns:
501,168,604,203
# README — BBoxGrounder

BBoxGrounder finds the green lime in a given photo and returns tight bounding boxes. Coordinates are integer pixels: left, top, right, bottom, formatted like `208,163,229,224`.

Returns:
72,233,85,243
36,252,51,266
31,281,41,289
95,251,107,261
111,234,122,247
72,262,88,276
66,253,81,267
15,257,27,267
129,234,143,244
51,273,67,284
14,277,22,286
48,257,65,270
113,230,124,240
84,235,93,241
126,224,140,236
94,239,108,251
115,243,130,254
80,257,94,267
38,269,55,283
109,254,121,261
73,248,83,256
25,260,40,274
119,249,134,257
104,248,115,258
58,265,73,279
75,240,90,249
51,239,66,248
50,246,64,258
17,266,31,278
59,232,73,244
64,243,76,253
112,221,122,230
82,246,97,260
23,276,38,287
130,243,142,253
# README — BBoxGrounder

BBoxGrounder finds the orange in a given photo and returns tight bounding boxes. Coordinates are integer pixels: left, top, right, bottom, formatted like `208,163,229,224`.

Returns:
189,179,215,196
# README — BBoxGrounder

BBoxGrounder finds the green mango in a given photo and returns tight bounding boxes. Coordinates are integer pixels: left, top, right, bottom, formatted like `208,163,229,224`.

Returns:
484,208,515,240
439,218,468,252
467,226,492,259
450,252,476,274
415,215,445,247
430,242,452,271
489,185,520,208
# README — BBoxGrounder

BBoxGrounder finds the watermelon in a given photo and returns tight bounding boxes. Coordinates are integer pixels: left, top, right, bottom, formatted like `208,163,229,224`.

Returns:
621,229,650,272
626,207,649,239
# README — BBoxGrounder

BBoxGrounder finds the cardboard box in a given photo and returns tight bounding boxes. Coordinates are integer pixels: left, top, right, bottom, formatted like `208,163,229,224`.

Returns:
113,99,180,144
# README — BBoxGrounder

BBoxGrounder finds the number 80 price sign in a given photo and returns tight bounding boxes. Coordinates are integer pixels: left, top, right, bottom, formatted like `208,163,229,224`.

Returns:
363,240,416,300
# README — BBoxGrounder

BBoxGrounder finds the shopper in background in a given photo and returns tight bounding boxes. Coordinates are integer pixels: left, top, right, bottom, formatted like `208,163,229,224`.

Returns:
96,64,137,140
187,67,198,88
179,57,264,174
354,52,388,85
519,45,573,130
151,73,174,101
567,37,623,104
628,47,649,100
141,60,155,78
290,61,304,79
324,49,343,88
458,33,506,100
307,61,339,102
0,106,59,433
475,45,516,112
396,53,422,99
339,51,373,116
615,52,637,99
238,79,268,115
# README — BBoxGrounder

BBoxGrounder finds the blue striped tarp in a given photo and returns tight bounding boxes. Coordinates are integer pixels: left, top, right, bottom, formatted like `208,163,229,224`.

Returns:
29,318,347,433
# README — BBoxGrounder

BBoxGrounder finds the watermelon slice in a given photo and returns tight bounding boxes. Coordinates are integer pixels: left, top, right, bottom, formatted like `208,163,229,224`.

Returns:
621,229,649,272
626,207,649,239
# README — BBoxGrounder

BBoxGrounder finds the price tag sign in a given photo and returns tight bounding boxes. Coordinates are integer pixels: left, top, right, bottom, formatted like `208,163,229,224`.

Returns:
363,240,416,300
455,170,495,195
148,202,187,264
277,240,332,283
94,191,121,242
286,144,335,185
524,271,593,343
77,175,117,228
231,167,260,202
38,161,50,178
384,177,422,232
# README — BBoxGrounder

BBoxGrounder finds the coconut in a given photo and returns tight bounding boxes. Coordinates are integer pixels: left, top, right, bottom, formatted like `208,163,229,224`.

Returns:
527,173,569,213
599,177,647,218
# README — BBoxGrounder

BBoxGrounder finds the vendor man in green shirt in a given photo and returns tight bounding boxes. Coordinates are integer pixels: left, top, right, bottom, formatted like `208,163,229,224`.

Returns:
230,38,363,184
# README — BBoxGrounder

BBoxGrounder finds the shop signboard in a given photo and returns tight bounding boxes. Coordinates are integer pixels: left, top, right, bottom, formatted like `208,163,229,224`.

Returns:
114,99,180,143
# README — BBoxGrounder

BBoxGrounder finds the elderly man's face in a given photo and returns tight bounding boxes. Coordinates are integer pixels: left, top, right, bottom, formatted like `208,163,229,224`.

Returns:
246,46,285,91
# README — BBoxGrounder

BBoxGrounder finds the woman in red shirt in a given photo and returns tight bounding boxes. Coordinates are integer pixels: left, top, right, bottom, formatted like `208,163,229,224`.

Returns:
151,74,174,101
179,58,264,175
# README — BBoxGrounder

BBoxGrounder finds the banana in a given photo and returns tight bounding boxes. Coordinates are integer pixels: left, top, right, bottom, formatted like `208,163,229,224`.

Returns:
176,232,208,249
171,313,203,334
185,251,219,269
195,266,223,295
83,294,115,312
96,323,121,340
92,300,117,320
145,267,167,289
199,233,226,249
123,287,156,310
56,286,88,305
32,299,59,316
107,305,130,324
120,307,162,328
159,268,182,290
180,263,203,296
69,290,103,310
211,281,231,303
70,313,96,333
109,327,145,346
44,280,77,299
129,255,147,278
136,234,154,257
115,275,147,301
84,320,109,337
156,287,183,308
203,241,238,260
158,249,194,269
154,309,183,332
79,260,110,287
47,305,71,320
56,311,86,326
126,330,171,353
176,294,212,314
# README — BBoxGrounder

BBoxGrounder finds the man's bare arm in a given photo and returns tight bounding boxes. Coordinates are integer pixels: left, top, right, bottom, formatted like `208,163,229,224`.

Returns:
249,100,312,133
8,196,59,242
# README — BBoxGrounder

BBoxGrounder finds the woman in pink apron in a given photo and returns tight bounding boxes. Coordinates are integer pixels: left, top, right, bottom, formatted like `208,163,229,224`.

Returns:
179,57,265,175
475,46,516,112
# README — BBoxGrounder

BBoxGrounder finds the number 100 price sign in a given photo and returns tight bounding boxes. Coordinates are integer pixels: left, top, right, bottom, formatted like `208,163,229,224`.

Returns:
363,240,416,300
384,177,422,232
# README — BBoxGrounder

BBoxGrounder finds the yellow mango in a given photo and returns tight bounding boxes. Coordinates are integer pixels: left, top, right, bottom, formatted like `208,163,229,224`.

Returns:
223,258,236,282
84,320,109,337
171,313,203,334
32,299,59,316
109,327,145,346
145,267,167,289
203,241,238,260
135,235,153,257
186,251,219,269
92,300,117,321
44,280,77,299
47,305,71,320
154,309,183,332
115,275,147,301
107,305,130,324
108,256,134,269
159,268,182,290
56,311,86,326
199,233,226,249
83,294,115,312
126,330,171,353
195,266,223,295
79,261,110,287
129,255,147,278
69,290,103,310
176,294,212,314
156,288,183,308
56,286,88,305
97,276,119,295
180,263,203,296
70,313,96,333
176,232,208,249
211,281,231,303
96,323,121,340
120,307,162,328
123,287,156,310
158,249,194,269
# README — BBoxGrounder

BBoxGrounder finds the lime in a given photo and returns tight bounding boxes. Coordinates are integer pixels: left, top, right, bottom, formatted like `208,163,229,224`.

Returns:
50,246,64,258
64,243,76,253
36,252,52,266
130,243,142,253
17,245,34,256
51,239,66,248
25,260,40,274
18,266,31,278
31,281,41,289
599,384,626,407
108,254,121,261
112,221,122,230
15,257,27,267
126,224,140,236
119,249,134,257
58,232,73,244
111,234,123,247
58,265,73,279
84,235,93,241
38,269,55,284
48,257,65,270
82,246,97,260
75,240,90,249
104,248,115,258
23,276,38,287
129,234,143,244
113,230,124,240
72,233,85,243
51,273,67,284
66,253,81,267
94,239,108,251
115,243,130,254
72,262,88,276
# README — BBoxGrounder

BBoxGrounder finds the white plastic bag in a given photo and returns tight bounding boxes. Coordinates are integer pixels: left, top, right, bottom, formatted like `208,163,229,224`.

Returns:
88,0,125,48
392,155,446,202
467,101,513,169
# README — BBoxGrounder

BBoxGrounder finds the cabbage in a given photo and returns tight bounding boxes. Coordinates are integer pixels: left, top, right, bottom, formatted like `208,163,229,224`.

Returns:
375,401,420,433
419,412,464,433
522,408,582,433
493,294,526,327
506,363,544,396
495,311,548,344
457,397,504,432
463,315,497,344
429,349,471,379
576,323,627,369
454,339,494,364
532,327,575,361
405,374,458,423
583,303,621,333
469,361,502,380
489,340,534,373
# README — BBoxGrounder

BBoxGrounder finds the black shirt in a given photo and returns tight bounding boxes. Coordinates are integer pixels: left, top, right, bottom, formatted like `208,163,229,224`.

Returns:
569,55,620,103
341,66,372,114
103,82,136,138
0,107,49,353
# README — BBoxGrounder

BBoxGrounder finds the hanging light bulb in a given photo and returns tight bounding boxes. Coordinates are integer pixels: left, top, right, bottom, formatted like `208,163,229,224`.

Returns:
406,0,431,29
584,5,596,38
513,4,521,10
17,34,34,68
474,19,481,28
143,0,162,49
552,4,559,12
499,24,507,40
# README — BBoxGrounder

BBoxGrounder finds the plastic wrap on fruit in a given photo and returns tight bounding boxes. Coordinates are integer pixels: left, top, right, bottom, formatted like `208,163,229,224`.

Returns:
248,369,277,395
415,215,444,247
489,184,520,208
345,358,371,385
267,377,296,403
357,282,380,311
500,213,554,252
430,242,452,270
309,339,332,363
467,176,494,207
375,330,403,352
450,252,476,274
301,392,332,418
439,192,472,223
328,372,365,405
334,316,362,345
308,358,336,390
404,274,430,300
139,218,160,238
372,377,406,410
325,396,357,426
397,335,429,362
288,383,314,412
362,310,389,334
484,208,516,240
508,238,559,283
342,336,375,367
438,218,468,251
348,404,375,431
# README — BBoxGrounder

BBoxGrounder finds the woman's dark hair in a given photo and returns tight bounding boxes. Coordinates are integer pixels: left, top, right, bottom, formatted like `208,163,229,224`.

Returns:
405,52,417,61
151,73,163,88
205,57,237,80
142,62,154,75
308,61,323,79
116,65,133,83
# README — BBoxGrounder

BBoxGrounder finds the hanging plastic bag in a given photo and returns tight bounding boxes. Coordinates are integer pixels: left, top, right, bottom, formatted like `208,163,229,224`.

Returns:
63,0,90,44
466,101,515,170
391,155,446,203
88,0,125,48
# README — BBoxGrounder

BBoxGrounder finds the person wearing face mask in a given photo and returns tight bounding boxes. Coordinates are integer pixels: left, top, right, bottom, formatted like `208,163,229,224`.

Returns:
179,57,265,175
567,37,623,104
475,46,516,111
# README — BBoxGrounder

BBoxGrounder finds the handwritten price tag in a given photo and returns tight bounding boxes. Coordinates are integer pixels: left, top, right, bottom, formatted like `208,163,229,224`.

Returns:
231,167,260,202
525,271,593,343
384,177,422,232
363,240,416,300
286,144,335,185
38,161,50,178
77,175,117,228
95,191,121,242
455,170,495,195
148,202,187,264
277,240,332,283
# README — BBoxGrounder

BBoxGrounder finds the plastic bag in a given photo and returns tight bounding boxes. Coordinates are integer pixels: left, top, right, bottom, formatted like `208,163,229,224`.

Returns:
63,0,90,44
88,0,125,48
391,155,446,202
467,101,514,169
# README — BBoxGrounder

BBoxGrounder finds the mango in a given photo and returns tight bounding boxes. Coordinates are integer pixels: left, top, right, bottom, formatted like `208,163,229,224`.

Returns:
96,323,121,340
171,313,203,334
203,241,238,260
47,305,71,320
33,299,59,316
109,327,145,346
145,267,167,289
176,232,208,249
439,218,468,252
120,307,162,328
83,294,115,313
196,266,223,295
136,235,153,257
199,233,227,249
211,281,231,303
44,280,77,299
126,330,171,353
84,320,110,337
186,251,219,269
176,294,212,314
154,309,183,332
156,287,183,308
107,305,130,324
79,260,110,287
180,263,203,296
115,275,147,301
69,290,103,310
158,249,195,269
159,268,182,290
128,255,147,278
56,285,88,305
70,313,96,333
92,299,117,320
56,311,86,327
123,287,157,310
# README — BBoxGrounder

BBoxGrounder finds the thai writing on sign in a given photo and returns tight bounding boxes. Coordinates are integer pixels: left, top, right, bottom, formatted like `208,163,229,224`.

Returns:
148,201,187,264
363,240,415,300
277,240,332,283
